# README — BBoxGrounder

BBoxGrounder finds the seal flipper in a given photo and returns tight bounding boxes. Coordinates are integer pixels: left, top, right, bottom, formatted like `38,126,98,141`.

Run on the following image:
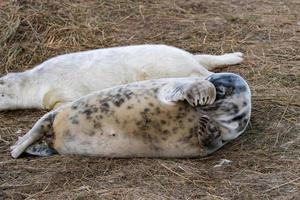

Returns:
10,111,57,158
197,116,225,156
25,142,57,157
159,79,216,106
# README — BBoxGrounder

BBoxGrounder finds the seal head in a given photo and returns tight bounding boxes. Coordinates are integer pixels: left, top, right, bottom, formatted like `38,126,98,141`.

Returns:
204,72,251,142
0,73,19,110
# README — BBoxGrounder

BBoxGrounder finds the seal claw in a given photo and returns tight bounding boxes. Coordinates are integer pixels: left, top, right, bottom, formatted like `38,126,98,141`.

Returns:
184,80,216,107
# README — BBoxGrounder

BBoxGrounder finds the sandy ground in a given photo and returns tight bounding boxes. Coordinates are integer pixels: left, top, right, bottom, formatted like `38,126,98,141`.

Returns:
0,0,299,199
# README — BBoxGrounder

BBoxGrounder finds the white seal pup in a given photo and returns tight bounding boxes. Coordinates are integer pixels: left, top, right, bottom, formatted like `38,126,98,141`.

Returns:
0,44,243,111
10,72,251,158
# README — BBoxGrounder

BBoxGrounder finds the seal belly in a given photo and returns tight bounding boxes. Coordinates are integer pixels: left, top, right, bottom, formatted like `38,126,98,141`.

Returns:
52,88,204,157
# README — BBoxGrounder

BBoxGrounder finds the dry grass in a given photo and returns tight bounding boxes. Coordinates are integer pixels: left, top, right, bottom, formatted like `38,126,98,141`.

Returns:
0,0,299,199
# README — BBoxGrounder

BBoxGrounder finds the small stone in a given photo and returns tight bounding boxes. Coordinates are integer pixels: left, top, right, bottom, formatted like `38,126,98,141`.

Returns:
280,141,295,150
213,159,232,168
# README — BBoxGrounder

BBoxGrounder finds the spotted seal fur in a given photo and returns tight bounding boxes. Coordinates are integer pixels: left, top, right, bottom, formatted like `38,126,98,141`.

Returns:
10,72,251,158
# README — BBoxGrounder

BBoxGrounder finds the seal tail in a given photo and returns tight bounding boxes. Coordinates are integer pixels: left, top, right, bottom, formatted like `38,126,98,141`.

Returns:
10,111,57,158
194,52,244,70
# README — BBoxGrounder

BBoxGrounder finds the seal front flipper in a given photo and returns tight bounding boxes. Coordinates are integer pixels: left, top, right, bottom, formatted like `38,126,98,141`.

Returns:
43,89,68,110
159,79,216,106
197,116,225,156
43,88,80,110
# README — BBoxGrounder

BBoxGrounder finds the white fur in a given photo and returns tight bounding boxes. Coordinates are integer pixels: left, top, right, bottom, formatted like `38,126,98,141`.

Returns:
194,52,244,70
0,44,244,110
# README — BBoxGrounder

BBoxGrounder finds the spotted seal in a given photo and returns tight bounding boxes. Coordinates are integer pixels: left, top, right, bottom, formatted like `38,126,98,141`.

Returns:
10,72,251,158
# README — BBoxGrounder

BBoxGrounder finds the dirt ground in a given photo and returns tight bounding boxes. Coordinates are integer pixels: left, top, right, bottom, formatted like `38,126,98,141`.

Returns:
0,0,299,199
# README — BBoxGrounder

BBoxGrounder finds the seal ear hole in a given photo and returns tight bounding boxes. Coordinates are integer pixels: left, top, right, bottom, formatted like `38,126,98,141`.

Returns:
1,94,5,97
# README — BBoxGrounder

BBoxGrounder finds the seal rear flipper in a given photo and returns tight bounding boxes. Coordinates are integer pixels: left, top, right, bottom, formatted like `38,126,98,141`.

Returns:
10,111,57,158
24,142,57,157
194,52,244,70
159,79,216,106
